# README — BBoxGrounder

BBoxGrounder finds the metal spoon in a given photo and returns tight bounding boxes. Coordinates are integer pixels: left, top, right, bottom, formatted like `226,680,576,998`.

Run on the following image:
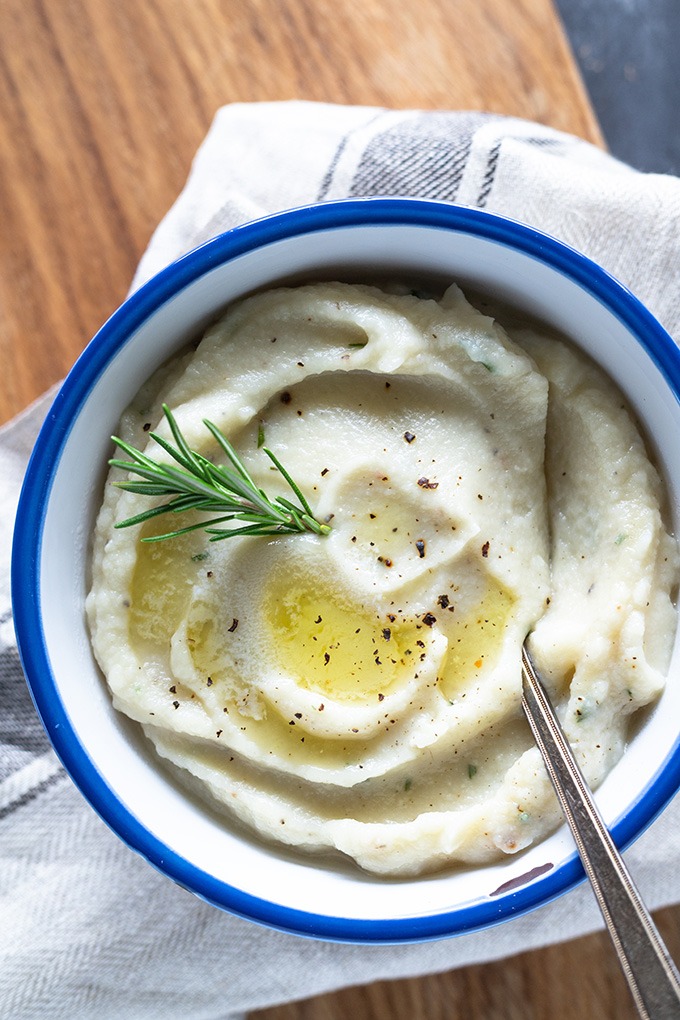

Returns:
521,643,680,1019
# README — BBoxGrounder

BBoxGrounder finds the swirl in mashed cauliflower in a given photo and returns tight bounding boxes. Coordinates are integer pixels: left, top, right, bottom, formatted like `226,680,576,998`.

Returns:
87,282,679,876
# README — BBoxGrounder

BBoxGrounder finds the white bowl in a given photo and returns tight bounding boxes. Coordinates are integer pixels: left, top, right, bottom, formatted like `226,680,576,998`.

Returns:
12,198,680,942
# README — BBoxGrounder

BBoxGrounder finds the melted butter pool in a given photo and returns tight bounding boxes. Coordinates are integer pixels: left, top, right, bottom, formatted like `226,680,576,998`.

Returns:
439,583,515,700
269,583,422,701
129,520,200,649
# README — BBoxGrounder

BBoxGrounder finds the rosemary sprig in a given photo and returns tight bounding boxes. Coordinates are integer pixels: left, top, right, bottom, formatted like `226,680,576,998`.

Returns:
109,404,331,543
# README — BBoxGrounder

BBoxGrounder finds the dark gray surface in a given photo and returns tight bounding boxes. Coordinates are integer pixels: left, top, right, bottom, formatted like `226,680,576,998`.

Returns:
556,0,680,176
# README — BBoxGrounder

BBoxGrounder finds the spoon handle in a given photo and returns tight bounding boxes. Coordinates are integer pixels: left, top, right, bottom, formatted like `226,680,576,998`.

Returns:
521,646,680,1020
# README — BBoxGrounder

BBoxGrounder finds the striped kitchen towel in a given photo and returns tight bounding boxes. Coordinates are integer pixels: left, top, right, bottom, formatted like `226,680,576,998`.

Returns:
4,102,680,1020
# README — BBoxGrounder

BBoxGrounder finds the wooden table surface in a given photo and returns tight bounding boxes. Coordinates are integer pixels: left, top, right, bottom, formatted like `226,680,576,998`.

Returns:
2,2,677,1018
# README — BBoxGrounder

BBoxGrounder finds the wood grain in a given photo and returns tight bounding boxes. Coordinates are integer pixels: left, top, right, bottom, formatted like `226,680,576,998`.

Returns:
251,906,680,1020
0,0,601,422
3,4,672,1020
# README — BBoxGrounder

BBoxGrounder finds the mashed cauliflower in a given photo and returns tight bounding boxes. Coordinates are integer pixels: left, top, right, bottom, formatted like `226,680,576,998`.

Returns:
86,282,678,876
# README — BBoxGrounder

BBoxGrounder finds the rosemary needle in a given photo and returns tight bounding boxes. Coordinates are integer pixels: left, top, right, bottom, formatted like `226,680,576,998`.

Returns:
109,404,331,543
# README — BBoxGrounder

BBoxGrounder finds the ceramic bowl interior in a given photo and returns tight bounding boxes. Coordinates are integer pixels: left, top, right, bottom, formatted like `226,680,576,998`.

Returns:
13,198,680,942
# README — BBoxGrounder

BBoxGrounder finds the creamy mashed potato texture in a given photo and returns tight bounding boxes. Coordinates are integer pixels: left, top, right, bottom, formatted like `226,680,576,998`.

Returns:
87,282,678,876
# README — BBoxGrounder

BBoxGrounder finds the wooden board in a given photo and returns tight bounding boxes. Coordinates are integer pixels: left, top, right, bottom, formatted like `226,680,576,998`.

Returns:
4,4,673,1020
251,905,680,1019
0,0,601,423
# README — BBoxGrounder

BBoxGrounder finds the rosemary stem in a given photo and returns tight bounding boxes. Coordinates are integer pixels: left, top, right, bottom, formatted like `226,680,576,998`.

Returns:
110,405,331,543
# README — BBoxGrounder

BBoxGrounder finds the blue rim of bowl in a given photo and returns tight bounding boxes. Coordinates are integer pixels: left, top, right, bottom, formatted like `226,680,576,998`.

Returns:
12,197,680,943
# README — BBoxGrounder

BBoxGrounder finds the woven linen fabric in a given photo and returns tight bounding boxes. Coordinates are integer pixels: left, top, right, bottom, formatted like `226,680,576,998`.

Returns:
4,101,680,1020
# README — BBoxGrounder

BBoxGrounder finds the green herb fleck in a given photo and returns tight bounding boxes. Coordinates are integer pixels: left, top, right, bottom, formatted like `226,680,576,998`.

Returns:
468,763,477,779
404,778,412,792
575,699,592,722
191,551,210,562
257,423,266,448
614,533,627,545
